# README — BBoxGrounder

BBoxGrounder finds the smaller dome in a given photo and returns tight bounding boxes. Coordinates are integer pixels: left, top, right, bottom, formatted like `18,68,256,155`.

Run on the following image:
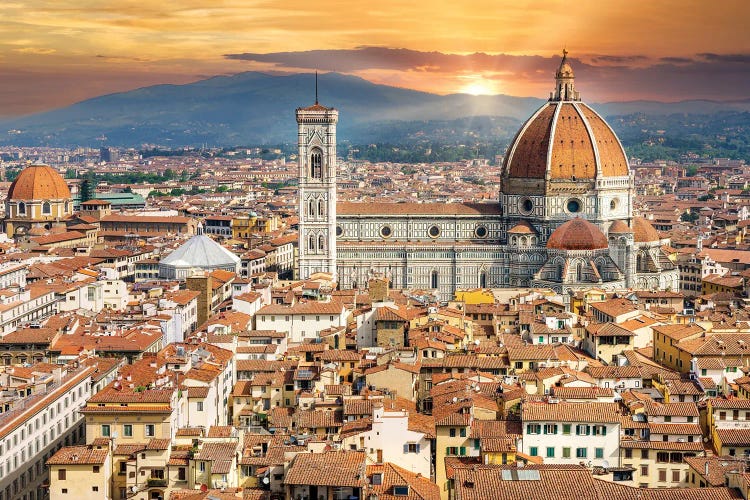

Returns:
508,220,537,234
547,218,609,251
8,165,71,201
608,220,632,234
633,217,660,242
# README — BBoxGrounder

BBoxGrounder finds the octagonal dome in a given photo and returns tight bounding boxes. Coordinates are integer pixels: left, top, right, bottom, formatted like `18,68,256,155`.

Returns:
502,52,629,194
8,165,71,201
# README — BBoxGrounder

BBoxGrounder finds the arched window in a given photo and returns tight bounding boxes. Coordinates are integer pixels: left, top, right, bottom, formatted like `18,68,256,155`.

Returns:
318,199,325,217
64,201,70,213
42,202,51,215
308,234,316,253
576,262,583,282
431,270,438,289
18,202,26,215
520,236,527,247
637,254,643,272
308,199,316,218
310,148,323,179
479,272,487,288
318,234,325,253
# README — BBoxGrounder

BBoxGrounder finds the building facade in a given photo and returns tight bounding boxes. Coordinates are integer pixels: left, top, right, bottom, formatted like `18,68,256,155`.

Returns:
296,53,679,300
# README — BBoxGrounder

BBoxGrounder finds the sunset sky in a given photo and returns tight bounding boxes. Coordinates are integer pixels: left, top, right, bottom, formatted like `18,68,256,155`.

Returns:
2,0,749,117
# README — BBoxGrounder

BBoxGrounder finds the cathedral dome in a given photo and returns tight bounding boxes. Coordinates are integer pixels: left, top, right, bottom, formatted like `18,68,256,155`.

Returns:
633,217,660,242
502,52,629,193
8,165,71,201
608,220,632,234
547,218,609,251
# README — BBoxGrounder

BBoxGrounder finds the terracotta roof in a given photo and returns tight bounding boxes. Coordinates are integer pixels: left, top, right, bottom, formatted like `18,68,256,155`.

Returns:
285,451,366,487
633,217,661,242
8,164,71,200
47,445,108,465
337,202,502,216
547,218,608,250
522,401,620,423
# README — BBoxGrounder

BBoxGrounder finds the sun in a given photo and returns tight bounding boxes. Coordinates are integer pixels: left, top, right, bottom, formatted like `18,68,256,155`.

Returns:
459,76,497,96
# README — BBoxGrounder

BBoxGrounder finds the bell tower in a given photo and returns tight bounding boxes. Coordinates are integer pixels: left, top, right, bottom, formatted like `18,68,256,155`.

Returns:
296,76,339,280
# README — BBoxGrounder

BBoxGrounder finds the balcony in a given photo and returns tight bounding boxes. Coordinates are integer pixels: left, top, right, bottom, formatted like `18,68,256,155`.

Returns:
147,478,167,487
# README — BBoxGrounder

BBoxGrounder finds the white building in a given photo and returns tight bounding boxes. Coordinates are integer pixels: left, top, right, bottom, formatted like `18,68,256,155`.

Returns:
0,364,95,500
341,401,431,477
521,401,621,466
254,300,348,344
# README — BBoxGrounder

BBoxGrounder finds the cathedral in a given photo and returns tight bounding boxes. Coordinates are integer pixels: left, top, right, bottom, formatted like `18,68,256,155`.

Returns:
296,52,679,301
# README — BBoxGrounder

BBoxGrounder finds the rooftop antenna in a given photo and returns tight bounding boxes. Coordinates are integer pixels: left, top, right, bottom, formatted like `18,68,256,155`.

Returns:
315,71,319,105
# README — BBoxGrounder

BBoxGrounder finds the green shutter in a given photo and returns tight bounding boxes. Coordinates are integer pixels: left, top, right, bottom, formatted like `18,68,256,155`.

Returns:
459,446,466,456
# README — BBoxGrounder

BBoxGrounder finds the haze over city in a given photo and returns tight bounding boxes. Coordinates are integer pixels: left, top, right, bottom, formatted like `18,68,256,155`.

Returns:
2,0,750,117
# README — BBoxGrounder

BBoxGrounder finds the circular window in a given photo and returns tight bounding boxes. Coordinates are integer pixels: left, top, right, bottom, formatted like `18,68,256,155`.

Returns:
336,226,343,237
428,225,440,238
521,198,533,214
474,225,488,238
567,199,581,213
610,199,619,211
380,225,392,238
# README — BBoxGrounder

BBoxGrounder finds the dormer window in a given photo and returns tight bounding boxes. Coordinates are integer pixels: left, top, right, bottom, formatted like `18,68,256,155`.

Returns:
372,473,382,485
393,485,409,496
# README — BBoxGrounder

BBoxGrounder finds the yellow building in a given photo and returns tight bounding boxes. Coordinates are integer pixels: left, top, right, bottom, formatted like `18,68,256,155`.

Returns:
47,443,112,499
80,387,177,443
454,288,496,305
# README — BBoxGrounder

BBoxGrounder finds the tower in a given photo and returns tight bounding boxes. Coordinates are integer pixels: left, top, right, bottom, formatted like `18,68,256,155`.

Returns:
296,80,339,280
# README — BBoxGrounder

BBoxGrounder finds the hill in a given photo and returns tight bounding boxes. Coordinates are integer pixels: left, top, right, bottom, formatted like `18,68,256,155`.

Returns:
1,72,749,147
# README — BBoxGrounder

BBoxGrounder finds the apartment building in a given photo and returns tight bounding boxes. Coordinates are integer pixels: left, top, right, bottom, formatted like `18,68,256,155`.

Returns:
0,364,95,500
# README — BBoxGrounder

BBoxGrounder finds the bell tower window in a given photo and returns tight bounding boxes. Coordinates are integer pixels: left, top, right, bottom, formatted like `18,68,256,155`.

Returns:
310,148,323,180
308,234,316,253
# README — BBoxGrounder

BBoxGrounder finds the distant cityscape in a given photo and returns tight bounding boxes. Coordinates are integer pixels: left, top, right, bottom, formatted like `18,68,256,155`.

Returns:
2,54,750,500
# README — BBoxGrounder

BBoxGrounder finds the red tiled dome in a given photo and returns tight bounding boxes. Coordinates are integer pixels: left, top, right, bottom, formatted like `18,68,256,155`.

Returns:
633,217,660,242
608,220,632,234
547,218,609,251
8,165,71,201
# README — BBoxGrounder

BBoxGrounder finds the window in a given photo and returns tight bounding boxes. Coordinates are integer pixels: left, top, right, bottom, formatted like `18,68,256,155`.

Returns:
459,447,466,456
624,449,632,459
576,424,590,436
576,448,587,459
595,448,604,459
459,428,466,437
197,401,203,412
658,469,667,482
431,271,438,289
62,489,68,494
546,447,555,458
641,465,649,476
101,425,110,437
119,462,127,475
310,149,323,179
449,428,456,438
446,447,458,456
544,424,558,435
93,466,100,473
641,449,649,459
58,469,66,480
393,486,409,496
592,425,607,436
372,473,382,485
562,424,571,435
672,470,681,482
18,202,26,215
92,486,99,492
529,447,538,457
562,447,571,458
178,468,186,481
145,424,155,437
406,443,419,453
198,462,205,472
123,425,132,437
526,424,541,435
42,202,51,215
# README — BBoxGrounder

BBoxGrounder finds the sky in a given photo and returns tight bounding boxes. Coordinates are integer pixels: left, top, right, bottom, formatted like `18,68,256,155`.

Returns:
1,0,749,117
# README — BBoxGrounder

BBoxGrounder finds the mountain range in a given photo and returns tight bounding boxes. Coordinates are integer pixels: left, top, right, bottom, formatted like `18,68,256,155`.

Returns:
1,72,749,147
